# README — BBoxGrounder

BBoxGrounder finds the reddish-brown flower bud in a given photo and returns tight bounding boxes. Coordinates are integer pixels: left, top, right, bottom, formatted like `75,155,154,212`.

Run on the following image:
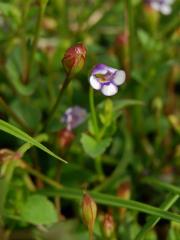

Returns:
115,32,128,47
117,181,131,221
102,213,116,239
62,43,86,76
82,193,97,237
57,128,75,150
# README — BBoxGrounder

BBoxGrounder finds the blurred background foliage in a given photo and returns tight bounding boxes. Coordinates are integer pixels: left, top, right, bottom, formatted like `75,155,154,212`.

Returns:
0,0,180,239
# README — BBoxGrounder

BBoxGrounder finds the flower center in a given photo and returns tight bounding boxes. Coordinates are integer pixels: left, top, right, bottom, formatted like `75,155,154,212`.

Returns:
95,71,113,83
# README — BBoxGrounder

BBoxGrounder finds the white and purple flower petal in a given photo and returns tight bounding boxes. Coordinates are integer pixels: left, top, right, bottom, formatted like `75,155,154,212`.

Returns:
145,0,174,15
89,64,126,96
61,106,87,130
113,70,126,86
101,83,118,96
89,75,101,90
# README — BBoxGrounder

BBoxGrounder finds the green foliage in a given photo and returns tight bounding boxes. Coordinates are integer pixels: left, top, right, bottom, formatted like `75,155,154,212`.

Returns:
0,0,179,239
20,195,58,225
0,120,66,163
81,133,112,158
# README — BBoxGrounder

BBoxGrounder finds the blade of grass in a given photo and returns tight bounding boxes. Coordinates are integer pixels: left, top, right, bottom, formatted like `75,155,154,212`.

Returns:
143,177,180,195
135,193,179,240
18,133,48,156
0,120,66,163
41,187,180,223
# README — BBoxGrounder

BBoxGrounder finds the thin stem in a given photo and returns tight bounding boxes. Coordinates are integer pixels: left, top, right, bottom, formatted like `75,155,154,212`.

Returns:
89,87,99,138
0,97,32,134
143,177,180,195
23,0,47,84
95,156,104,181
21,160,62,189
21,1,31,84
44,74,71,129
126,0,134,71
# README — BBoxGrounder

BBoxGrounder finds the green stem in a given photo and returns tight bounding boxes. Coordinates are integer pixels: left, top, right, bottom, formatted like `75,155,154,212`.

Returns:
95,156,104,180
89,87,99,138
44,74,71,129
22,161,62,189
0,97,32,134
89,88,104,178
143,177,180,195
23,0,47,84
126,0,134,71
135,193,179,240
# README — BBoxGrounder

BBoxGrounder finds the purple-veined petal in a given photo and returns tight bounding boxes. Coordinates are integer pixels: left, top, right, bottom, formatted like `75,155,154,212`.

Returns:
101,83,118,96
113,70,126,86
89,75,101,90
92,64,108,75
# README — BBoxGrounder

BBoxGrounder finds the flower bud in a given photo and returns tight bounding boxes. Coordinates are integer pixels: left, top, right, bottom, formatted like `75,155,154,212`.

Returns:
117,181,131,221
102,213,116,239
82,193,97,236
168,115,180,134
62,43,86,76
160,165,174,183
57,128,75,151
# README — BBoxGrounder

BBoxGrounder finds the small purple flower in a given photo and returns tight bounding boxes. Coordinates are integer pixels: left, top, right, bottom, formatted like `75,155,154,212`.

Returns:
61,106,87,130
145,0,174,15
89,64,126,96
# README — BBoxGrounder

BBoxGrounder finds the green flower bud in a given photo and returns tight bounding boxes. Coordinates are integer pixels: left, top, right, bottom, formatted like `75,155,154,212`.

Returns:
82,193,97,237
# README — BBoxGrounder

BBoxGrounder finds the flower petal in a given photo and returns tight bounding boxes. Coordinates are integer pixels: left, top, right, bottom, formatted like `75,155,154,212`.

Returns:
101,83,118,96
92,64,108,75
163,0,174,4
113,70,126,86
160,4,171,15
151,2,161,11
89,75,101,90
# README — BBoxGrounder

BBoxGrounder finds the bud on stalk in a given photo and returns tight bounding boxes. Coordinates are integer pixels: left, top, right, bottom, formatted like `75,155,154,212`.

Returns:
57,128,75,151
117,181,131,221
102,213,116,239
82,193,97,240
62,43,86,77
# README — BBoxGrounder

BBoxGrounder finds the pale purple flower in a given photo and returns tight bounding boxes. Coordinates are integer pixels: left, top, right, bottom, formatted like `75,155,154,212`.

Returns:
89,64,126,96
61,106,87,130
145,0,174,15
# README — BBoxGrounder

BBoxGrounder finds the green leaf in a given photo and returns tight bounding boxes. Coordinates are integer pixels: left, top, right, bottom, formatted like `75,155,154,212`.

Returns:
135,193,179,240
113,99,144,111
20,195,58,225
0,3,20,24
41,187,180,223
0,120,66,163
80,133,112,158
